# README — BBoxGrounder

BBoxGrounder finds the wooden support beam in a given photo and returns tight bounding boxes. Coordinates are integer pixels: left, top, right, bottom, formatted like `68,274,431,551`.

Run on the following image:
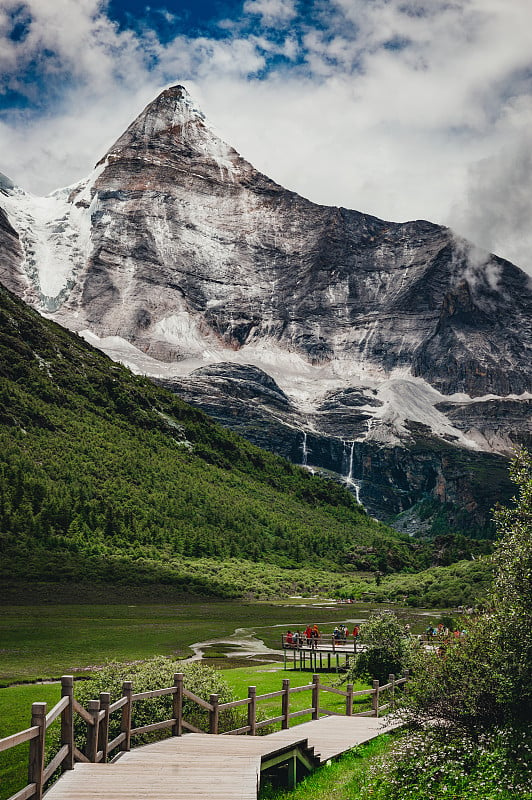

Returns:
172,673,183,737
388,674,395,709
60,676,74,772
99,693,110,763
247,686,256,736
346,684,354,717
372,680,380,717
312,675,320,721
281,680,290,730
28,702,46,800
287,754,296,789
86,700,100,763
209,695,219,735
120,682,133,752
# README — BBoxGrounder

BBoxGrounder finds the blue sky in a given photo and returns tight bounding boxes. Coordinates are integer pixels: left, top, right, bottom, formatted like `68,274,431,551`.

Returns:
1,1,532,273
107,1,246,38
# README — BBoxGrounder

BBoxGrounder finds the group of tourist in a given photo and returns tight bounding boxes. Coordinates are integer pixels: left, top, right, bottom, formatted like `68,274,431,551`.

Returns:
424,623,467,641
284,624,361,648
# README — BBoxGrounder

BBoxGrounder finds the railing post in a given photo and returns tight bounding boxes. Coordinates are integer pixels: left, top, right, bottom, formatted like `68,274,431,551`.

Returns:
312,674,320,720
282,679,290,729
28,702,46,800
60,676,74,771
346,683,354,716
247,686,256,736
372,680,380,717
209,694,219,734
99,692,110,762
172,673,183,737
388,674,395,709
120,681,133,752
86,700,100,762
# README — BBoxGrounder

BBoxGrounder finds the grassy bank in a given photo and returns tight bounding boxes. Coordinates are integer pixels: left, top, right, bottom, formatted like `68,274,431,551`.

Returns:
260,733,396,799
0,683,61,800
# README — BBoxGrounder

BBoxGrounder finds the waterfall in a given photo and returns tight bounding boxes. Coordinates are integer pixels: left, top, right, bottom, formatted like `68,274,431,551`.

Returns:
301,430,308,467
343,440,363,506
347,440,354,482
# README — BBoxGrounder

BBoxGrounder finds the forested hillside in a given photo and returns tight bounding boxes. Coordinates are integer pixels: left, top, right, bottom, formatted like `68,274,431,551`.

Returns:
0,283,432,595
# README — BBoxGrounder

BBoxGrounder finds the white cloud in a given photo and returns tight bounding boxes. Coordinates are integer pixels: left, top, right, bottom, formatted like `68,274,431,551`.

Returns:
243,0,297,26
0,0,531,274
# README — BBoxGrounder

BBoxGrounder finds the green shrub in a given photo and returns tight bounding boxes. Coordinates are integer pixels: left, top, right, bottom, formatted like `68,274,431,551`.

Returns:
400,450,532,733
345,612,413,684
76,658,242,745
46,657,245,765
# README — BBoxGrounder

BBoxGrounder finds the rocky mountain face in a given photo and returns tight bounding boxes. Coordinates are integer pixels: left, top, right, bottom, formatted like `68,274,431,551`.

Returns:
1,86,530,532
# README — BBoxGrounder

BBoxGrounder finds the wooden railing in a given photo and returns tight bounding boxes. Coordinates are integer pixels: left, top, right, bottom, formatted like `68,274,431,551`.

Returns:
0,671,408,800
281,633,360,651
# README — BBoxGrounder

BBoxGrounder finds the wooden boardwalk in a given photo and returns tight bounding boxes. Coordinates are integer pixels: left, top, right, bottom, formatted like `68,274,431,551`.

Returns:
45,716,398,800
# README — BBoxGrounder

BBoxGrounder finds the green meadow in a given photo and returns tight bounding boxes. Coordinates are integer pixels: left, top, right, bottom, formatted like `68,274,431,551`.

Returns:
0,598,438,686
0,600,344,685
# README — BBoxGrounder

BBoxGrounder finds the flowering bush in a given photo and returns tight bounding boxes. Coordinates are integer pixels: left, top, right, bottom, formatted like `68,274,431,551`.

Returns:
364,727,532,800
398,450,532,733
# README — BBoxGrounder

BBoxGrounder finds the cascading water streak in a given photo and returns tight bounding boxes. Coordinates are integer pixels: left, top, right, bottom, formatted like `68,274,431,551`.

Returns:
301,430,308,467
343,440,362,505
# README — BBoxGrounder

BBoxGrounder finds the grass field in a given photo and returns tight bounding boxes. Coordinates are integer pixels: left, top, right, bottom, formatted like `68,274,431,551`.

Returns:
0,599,436,686
0,682,61,800
0,601,345,685
221,664,373,720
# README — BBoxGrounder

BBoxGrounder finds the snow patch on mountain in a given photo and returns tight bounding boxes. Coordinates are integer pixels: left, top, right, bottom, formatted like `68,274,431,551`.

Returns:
367,377,481,450
79,324,528,455
1,182,93,306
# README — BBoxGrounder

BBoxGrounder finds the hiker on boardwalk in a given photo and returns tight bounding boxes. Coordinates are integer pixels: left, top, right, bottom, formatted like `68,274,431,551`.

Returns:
352,624,360,653
311,624,320,647
305,624,313,645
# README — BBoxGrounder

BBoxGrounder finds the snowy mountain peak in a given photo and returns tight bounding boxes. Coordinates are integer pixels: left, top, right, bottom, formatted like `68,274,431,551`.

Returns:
101,83,239,170
132,84,206,134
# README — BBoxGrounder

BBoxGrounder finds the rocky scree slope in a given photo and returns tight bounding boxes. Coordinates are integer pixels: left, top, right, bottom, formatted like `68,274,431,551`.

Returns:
0,86,530,530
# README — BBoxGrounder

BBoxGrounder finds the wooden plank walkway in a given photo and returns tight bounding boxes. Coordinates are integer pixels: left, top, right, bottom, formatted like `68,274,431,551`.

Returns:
44,716,398,800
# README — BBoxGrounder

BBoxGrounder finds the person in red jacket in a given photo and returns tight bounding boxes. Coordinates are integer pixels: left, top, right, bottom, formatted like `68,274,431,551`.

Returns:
311,624,320,647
